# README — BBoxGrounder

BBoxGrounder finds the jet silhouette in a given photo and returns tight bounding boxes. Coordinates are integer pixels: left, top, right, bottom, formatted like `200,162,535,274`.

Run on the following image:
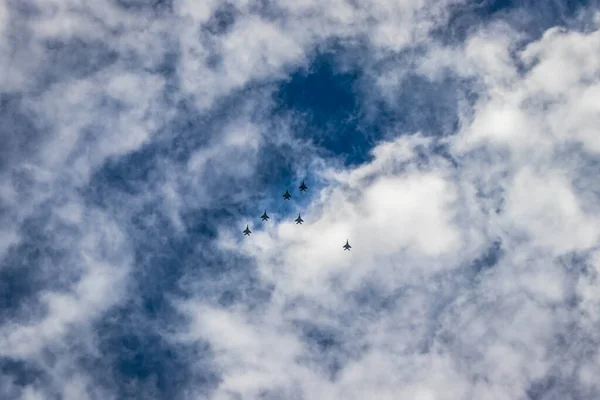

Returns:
295,214,303,224
299,180,308,192
243,225,252,236
261,210,269,221
343,240,351,250
283,190,291,200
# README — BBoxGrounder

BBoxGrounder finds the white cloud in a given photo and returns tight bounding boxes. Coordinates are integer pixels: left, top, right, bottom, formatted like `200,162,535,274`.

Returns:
178,11,600,400
2,0,600,399
505,166,600,253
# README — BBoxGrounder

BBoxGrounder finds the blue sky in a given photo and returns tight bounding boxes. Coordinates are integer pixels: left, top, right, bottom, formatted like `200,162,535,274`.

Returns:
1,1,600,399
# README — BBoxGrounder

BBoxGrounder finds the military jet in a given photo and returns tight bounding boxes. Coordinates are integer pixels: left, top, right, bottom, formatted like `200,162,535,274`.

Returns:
343,240,351,250
243,225,252,236
299,180,308,192
261,210,269,221
295,214,303,224
283,190,291,200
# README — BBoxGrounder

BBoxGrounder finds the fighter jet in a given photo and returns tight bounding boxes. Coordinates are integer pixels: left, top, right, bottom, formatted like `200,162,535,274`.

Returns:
299,180,308,192
295,214,303,224
243,225,252,236
283,190,291,200
343,240,351,250
261,210,269,221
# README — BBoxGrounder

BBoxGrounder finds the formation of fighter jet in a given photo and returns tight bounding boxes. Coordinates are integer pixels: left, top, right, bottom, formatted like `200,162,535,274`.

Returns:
261,210,269,221
243,180,351,250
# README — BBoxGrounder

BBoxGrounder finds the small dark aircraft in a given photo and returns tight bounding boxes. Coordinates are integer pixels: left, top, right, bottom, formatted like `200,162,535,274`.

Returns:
295,214,303,224
299,180,308,192
261,210,269,221
343,240,351,250
243,225,252,236
283,190,291,200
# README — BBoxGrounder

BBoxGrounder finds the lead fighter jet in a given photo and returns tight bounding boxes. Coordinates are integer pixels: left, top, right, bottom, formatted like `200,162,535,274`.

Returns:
243,225,252,236
261,210,270,221
283,190,291,200
295,214,303,224
299,180,308,192
343,240,351,250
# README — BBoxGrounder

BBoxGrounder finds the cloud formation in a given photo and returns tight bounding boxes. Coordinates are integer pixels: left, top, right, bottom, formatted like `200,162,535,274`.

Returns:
1,0,600,399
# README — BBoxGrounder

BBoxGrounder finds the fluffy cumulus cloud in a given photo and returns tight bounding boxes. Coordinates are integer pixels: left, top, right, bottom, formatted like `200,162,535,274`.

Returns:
1,0,600,399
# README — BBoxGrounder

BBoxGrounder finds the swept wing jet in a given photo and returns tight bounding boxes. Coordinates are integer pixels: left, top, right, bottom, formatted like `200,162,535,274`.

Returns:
343,240,351,250
261,210,270,221
299,180,308,192
243,225,252,236
295,214,303,224
283,190,291,200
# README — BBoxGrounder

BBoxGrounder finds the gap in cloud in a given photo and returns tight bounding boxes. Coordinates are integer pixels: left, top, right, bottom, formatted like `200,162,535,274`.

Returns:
273,41,467,168
273,46,377,167
435,0,593,44
89,303,219,399
0,358,47,393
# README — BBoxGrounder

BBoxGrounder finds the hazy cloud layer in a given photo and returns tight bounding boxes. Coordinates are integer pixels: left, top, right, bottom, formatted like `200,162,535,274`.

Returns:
1,0,599,399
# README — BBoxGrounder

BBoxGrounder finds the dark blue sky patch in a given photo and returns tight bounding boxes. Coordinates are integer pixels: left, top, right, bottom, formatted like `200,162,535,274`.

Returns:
273,51,376,166
0,249,44,322
0,358,47,388
85,145,159,208
90,306,219,400
435,0,592,45
276,54,359,132
126,209,198,312
273,43,469,168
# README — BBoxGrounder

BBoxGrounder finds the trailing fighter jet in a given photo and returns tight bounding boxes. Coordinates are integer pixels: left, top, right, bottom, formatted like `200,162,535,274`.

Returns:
299,180,308,192
261,210,269,221
283,190,291,200
243,225,251,236
295,214,303,224
343,240,351,250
